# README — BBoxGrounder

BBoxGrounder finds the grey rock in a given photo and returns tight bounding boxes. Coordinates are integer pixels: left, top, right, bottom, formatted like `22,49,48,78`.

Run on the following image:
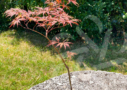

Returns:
29,70,127,90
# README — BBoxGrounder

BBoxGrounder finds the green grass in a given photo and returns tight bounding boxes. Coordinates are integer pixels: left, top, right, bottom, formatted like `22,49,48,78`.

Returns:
1,29,127,90
0,29,84,90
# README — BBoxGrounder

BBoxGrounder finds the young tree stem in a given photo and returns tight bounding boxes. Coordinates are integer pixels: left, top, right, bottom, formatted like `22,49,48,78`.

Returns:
19,24,73,90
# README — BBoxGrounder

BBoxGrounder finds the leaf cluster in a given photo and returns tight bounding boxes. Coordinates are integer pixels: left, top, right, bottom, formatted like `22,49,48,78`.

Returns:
4,0,80,37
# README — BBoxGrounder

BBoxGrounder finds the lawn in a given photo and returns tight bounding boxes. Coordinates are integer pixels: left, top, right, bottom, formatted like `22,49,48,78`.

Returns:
0,29,84,90
0,29,127,90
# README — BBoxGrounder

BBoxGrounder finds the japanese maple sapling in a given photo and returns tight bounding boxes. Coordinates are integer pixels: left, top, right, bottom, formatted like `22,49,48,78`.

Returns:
4,0,80,90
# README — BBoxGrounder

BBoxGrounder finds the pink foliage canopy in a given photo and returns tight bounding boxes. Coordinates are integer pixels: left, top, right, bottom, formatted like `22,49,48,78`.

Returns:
4,0,80,37
4,0,80,54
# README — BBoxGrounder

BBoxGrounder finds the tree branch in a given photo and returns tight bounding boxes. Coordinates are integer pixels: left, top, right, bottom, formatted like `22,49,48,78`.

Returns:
19,23,72,90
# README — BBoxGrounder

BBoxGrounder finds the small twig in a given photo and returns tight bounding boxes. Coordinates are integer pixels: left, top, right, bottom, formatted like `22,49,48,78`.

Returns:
48,24,67,33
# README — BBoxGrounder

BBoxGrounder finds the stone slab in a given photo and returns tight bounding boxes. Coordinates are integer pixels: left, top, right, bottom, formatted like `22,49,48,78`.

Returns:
29,70,127,90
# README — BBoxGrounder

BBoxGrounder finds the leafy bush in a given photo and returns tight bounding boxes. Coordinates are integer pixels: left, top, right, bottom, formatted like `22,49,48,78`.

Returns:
60,0,126,44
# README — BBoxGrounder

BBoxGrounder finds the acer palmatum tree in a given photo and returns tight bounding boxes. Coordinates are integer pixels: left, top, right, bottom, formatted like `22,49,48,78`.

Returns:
4,0,80,90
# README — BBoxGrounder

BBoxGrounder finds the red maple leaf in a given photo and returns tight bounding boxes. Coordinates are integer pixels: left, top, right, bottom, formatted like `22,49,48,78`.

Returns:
9,19,20,28
67,51,77,60
67,0,79,6
61,3,70,10
47,40,58,47
56,41,72,50
47,37,73,50
56,0,62,4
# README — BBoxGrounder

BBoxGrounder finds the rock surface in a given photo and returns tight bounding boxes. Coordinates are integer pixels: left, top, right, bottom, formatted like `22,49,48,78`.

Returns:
29,70,127,90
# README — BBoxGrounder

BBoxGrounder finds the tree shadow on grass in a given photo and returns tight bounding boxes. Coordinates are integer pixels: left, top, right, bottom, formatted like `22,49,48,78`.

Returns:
1,27,55,53
1,27,127,74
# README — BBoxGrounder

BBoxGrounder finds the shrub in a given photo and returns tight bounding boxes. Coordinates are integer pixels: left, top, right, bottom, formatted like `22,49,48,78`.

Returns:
4,0,80,90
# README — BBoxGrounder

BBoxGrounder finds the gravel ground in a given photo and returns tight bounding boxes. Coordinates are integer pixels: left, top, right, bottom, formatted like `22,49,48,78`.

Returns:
29,70,127,90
